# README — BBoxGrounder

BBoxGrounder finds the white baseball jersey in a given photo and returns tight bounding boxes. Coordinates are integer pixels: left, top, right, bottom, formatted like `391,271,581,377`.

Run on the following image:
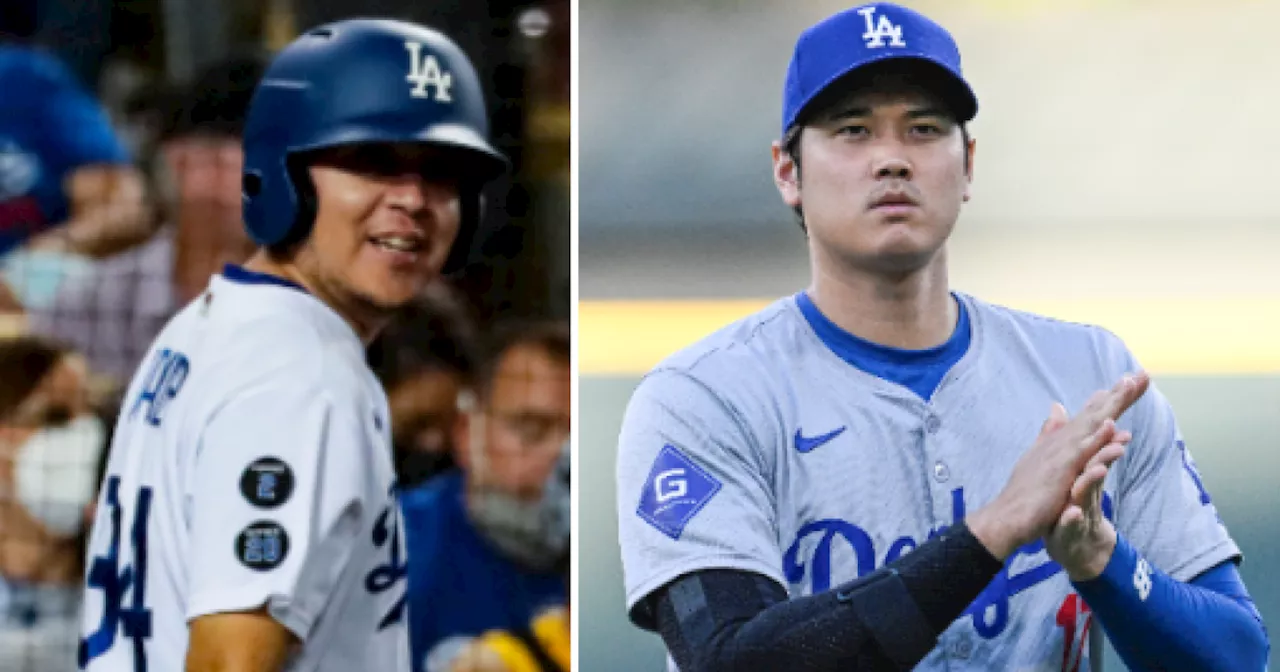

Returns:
78,266,410,672
617,291,1239,671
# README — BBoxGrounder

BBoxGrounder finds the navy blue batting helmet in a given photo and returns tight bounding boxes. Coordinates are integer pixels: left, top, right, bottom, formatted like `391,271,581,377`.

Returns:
241,18,508,272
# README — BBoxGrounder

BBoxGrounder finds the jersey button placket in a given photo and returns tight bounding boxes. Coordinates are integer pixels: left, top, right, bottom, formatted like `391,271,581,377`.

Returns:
925,413,946,483
919,406,956,542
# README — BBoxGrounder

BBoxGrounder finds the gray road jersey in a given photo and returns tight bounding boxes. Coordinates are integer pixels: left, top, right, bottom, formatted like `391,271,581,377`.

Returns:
616,292,1239,671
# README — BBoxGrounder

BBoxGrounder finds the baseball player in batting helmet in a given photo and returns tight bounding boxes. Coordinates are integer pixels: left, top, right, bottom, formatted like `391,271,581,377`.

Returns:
77,18,506,672
616,3,1268,671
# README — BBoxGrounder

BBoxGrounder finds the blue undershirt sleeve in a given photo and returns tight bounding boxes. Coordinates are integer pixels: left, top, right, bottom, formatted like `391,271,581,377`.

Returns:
1072,534,1269,671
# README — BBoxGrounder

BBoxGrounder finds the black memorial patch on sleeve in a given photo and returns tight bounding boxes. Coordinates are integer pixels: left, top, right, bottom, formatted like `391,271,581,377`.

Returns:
239,457,294,509
235,521,290,571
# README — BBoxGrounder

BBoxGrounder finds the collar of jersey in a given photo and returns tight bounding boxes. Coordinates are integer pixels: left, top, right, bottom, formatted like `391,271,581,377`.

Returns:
794,290,972,372
221,263,308,293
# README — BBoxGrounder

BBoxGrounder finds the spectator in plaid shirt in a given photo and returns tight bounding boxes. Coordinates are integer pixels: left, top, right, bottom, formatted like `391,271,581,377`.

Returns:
29,54,264,395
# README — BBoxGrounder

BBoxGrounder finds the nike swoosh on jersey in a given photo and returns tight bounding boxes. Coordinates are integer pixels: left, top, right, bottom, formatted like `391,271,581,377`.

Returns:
794,426,847,453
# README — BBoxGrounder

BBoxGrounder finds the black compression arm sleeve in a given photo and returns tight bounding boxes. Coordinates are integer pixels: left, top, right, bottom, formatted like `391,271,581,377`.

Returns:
650,521,1004,672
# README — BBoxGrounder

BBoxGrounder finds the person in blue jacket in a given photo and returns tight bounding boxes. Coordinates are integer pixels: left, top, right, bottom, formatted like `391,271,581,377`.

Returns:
401,321,570,672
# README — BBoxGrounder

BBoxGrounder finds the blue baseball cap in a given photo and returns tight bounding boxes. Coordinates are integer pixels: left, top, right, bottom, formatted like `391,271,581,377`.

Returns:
781,3,978,136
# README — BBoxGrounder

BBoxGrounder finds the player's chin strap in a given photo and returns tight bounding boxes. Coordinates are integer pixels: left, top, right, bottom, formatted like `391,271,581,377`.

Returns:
838,567,936,670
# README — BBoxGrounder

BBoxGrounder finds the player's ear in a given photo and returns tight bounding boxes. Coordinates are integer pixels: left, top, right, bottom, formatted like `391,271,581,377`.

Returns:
962,135,976,202
772,140,802,209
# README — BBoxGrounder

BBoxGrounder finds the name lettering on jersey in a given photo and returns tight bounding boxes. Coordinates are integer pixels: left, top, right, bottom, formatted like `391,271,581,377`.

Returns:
240,457,295,509
782,487,1115,640
405,41,453,102
857,6,906,49
637,445,722,541
236,521,290,571
129,348,191,427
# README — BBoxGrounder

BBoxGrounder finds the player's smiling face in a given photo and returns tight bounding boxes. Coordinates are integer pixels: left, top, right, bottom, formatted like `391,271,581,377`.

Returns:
774,73,974,275
300,142,462,310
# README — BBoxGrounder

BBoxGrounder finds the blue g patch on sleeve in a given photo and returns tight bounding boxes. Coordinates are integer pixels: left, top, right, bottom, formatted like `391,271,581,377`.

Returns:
637,445,722,540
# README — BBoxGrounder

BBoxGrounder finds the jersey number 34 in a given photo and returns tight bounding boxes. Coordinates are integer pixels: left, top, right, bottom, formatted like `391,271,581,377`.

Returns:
78,476,154,671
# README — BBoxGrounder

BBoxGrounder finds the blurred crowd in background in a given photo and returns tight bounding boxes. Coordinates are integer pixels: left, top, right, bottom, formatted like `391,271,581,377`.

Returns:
0,1,570,671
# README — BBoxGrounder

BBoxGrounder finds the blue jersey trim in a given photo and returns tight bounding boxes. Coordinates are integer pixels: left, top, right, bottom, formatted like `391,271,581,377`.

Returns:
221,264,307,293
795,291,971,401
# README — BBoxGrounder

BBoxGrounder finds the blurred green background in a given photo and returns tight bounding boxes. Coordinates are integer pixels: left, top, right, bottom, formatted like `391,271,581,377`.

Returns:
578,0,1279,668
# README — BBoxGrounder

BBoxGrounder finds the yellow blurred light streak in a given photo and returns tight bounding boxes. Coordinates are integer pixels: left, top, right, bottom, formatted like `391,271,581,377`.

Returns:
579,298,1280,376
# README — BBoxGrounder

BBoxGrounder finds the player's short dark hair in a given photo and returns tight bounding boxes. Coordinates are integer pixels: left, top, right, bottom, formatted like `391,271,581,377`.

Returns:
780,61,973,234
367,282,482,391
0,336,72,421
473,320,570,403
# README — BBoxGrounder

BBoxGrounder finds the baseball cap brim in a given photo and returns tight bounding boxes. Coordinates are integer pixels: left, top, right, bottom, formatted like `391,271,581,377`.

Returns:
791,54,977,129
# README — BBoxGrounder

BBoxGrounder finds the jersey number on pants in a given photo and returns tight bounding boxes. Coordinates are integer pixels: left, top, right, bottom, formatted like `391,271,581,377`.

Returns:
79,476,154,672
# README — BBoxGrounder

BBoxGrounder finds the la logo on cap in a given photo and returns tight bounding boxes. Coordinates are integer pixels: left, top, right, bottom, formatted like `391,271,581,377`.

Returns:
405,41,454,102
858,6,906,48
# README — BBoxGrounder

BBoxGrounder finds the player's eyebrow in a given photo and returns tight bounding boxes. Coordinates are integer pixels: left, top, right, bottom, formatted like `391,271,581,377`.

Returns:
824,106,873,122
822,105,951,123
906,107,950,120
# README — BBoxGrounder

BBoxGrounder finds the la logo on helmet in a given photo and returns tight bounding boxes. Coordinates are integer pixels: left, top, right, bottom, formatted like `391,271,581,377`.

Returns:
405,41,454,102
858,6,906,48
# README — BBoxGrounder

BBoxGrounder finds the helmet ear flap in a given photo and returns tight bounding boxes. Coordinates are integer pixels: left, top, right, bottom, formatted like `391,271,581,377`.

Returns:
264,155,319,255
443,185,485,276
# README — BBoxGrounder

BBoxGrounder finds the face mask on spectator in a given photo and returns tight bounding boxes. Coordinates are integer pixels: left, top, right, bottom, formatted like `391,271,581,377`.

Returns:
13,415,104,537
0,249,93,311
468,437,570,572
